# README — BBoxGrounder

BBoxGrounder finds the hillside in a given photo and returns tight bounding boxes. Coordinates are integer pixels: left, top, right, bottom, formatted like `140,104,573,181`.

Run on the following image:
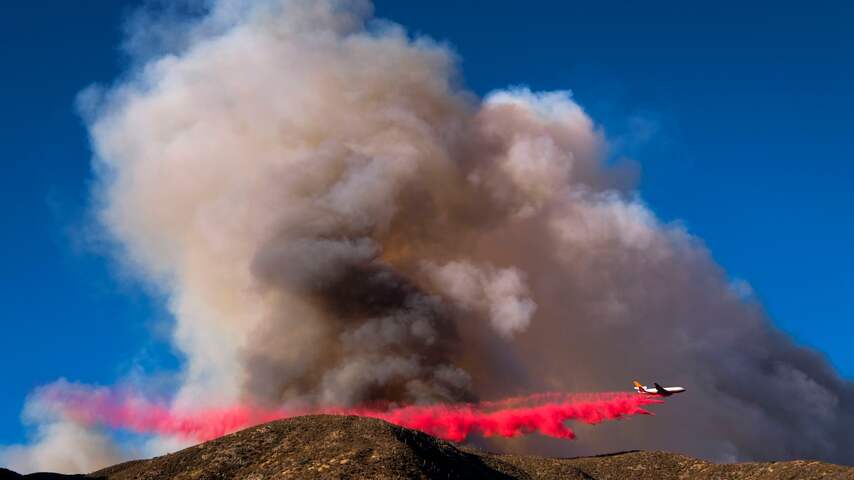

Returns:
3,415,852,479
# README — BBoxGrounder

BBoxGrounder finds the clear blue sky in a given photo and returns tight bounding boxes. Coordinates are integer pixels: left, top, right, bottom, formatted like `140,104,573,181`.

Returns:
1,0,851,446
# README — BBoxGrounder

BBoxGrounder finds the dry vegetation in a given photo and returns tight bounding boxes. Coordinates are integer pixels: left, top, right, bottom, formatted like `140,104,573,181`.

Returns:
4,415,851,479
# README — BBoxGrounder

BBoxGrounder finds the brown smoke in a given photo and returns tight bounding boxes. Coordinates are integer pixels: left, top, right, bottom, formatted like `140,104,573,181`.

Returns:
4,0,851,472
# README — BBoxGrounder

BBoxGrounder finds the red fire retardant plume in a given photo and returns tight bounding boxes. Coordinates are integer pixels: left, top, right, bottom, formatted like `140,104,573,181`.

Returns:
41,386,661,443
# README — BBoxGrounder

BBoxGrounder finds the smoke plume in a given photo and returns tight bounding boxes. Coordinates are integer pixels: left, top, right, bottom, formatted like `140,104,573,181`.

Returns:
3,0,853,473
0,384,125,474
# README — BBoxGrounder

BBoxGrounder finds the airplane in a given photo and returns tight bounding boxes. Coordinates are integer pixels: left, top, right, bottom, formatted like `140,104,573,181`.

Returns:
633,380,686,397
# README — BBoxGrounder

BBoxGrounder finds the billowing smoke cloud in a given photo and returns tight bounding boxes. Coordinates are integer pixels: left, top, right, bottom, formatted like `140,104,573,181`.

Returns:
425,261,537,337
0,421,122,474
0,383,125,474
4,0,853,473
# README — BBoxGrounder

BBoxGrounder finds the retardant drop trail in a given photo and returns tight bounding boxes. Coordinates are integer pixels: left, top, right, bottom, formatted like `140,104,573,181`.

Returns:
41,385,662,443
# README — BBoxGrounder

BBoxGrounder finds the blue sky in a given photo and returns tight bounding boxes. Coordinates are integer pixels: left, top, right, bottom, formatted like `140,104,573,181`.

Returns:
1,0,851,446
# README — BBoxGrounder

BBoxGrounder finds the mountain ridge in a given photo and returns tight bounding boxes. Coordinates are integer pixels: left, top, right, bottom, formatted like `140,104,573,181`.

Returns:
3,415,851,479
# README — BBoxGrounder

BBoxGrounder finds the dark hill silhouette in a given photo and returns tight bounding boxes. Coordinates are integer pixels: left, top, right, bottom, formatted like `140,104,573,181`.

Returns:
0,468,89,479
3,415,852,479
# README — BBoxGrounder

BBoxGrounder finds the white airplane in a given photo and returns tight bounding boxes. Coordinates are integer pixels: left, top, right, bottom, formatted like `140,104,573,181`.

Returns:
633,380,686,397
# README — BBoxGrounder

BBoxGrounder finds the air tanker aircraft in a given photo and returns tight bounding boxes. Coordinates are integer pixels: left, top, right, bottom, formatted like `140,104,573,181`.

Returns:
633,381,686,397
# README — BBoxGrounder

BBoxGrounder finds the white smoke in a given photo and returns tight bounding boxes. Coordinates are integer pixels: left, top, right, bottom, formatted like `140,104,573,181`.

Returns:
424,261,536,337
4,0,852,473
0,384,124,474
0,421,122,474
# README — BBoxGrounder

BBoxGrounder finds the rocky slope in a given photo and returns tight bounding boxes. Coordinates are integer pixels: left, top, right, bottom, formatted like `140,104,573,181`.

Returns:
3,415,851,479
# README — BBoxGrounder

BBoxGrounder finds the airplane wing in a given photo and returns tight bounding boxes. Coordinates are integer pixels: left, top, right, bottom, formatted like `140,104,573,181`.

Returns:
653,382,668,394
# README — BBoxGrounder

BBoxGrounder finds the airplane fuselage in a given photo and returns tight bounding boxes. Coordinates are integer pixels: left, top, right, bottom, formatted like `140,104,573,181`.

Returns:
633,381,686,396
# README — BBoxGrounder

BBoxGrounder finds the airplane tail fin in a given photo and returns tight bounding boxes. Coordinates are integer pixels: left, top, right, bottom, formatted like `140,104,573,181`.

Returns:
633,380,645,392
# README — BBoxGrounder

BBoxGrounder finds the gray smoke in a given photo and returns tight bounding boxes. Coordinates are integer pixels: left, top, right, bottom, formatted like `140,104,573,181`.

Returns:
4,0,852,473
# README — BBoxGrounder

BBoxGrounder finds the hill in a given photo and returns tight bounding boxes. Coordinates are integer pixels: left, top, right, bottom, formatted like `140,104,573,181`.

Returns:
3,415,852,479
